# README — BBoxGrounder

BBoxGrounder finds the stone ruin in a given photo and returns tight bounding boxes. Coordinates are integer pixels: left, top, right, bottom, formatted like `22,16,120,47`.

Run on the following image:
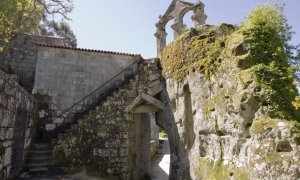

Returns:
155,0,207,55
1,0,300,180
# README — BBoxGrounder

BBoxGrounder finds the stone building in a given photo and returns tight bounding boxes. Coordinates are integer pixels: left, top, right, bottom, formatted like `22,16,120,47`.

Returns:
1,0,300,180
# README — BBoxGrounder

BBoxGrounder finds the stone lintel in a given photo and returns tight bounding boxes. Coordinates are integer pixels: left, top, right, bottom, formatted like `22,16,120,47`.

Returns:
125,93,163,113
141,93,163,110
132,104,161,113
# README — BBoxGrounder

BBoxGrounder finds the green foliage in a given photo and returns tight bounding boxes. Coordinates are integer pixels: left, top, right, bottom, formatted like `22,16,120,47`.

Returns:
252,63,300,119
240,1,293,64
0,0,44,50
0,0,74,53
195,159,249,180
38,20,77,47
240,1,300,120
159,130,168,138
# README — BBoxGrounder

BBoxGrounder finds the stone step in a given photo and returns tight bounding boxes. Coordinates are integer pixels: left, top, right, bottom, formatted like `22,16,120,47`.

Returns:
28,167,48,175
28,156,50,164
29,150,51,156
32,144,50,150
27,163,51,169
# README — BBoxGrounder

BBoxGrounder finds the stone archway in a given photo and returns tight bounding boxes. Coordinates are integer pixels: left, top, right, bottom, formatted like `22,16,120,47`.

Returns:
155,0,207,56
125,93,164,179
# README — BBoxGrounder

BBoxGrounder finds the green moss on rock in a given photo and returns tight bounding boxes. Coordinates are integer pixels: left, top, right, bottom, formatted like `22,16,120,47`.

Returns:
195,158,248,180
160,24,235,82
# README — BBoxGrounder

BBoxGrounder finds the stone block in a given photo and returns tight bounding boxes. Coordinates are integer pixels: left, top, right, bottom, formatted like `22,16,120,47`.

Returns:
25,129,31,138
7,98,17,114
148,79,161,88
0,79,5,92
1,110,10,127
0,109,3,125
24,138,31,148
3,147,11,166
0,128,6,140
53,118,64,124
4,85,15,96
45,123,56,131
147,84,163,96
5,128,14,140
148,74,160,81
120,148,129,156
2,141,12,148
0,94,8,108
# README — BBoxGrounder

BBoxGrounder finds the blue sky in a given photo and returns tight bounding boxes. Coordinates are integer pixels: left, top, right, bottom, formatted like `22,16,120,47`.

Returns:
69,0,300,59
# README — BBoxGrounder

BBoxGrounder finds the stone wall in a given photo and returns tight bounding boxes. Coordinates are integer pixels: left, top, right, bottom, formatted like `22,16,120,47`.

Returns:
158,25,300,179
0,34,65,92
0,69,36,179
52,59,162,179
32,46,141,134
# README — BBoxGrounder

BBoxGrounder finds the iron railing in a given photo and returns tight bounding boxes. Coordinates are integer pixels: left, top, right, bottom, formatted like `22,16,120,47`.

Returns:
50,59,141,137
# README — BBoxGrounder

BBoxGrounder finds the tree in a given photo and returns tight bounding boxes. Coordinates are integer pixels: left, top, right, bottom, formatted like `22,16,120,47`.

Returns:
0,0,73,51
37,0,73,20
240,1,300,81
38,20,77,48
0,0,43,51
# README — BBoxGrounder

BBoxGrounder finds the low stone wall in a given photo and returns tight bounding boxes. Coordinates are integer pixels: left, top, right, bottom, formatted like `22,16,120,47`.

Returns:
0,69,36,179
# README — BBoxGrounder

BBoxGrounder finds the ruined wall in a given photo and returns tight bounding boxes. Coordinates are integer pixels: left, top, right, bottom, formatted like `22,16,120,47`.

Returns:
33,46,141,132
52,59,162,179
0,69,36,179
158,24,300,179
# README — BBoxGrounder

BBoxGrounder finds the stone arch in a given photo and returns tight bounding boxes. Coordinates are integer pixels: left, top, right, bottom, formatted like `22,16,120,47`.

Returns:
176,6,194,33
155,0,207,56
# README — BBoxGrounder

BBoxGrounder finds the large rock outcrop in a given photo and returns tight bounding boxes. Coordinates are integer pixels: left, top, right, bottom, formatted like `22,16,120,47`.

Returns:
158,24,300,179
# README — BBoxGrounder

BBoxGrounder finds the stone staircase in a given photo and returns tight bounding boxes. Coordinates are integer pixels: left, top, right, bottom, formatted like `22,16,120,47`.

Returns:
19,60,148,179
50,59,162,179
26,144,51,175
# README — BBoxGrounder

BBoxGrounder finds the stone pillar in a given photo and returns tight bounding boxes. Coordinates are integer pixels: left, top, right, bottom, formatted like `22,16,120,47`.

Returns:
192,2,207,27
171,18,184,39
154,28,167,57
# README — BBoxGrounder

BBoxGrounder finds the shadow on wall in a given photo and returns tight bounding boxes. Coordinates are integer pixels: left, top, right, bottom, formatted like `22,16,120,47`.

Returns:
156,83,192,180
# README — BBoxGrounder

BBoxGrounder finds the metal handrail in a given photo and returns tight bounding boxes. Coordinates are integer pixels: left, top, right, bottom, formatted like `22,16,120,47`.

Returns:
51,59,141,122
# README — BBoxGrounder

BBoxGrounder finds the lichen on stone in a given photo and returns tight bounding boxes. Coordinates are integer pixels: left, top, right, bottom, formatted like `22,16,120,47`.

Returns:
160,24,235,82
194,158,248,180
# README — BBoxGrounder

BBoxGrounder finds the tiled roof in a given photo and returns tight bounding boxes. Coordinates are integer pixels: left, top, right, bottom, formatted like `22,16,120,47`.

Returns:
19,33,67,46
21,33,64,40
36,44,143,58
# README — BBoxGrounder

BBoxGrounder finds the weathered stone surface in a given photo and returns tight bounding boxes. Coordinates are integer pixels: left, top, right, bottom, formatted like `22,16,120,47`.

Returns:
0,69,36,179
158,24,300,179
52,59,162,179
3,148,11,167
33,46,141,132
155,0,207,55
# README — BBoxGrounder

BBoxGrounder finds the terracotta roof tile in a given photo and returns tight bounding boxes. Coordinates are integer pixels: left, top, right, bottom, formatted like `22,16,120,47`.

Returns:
21,33,64,40
36,43,143,58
